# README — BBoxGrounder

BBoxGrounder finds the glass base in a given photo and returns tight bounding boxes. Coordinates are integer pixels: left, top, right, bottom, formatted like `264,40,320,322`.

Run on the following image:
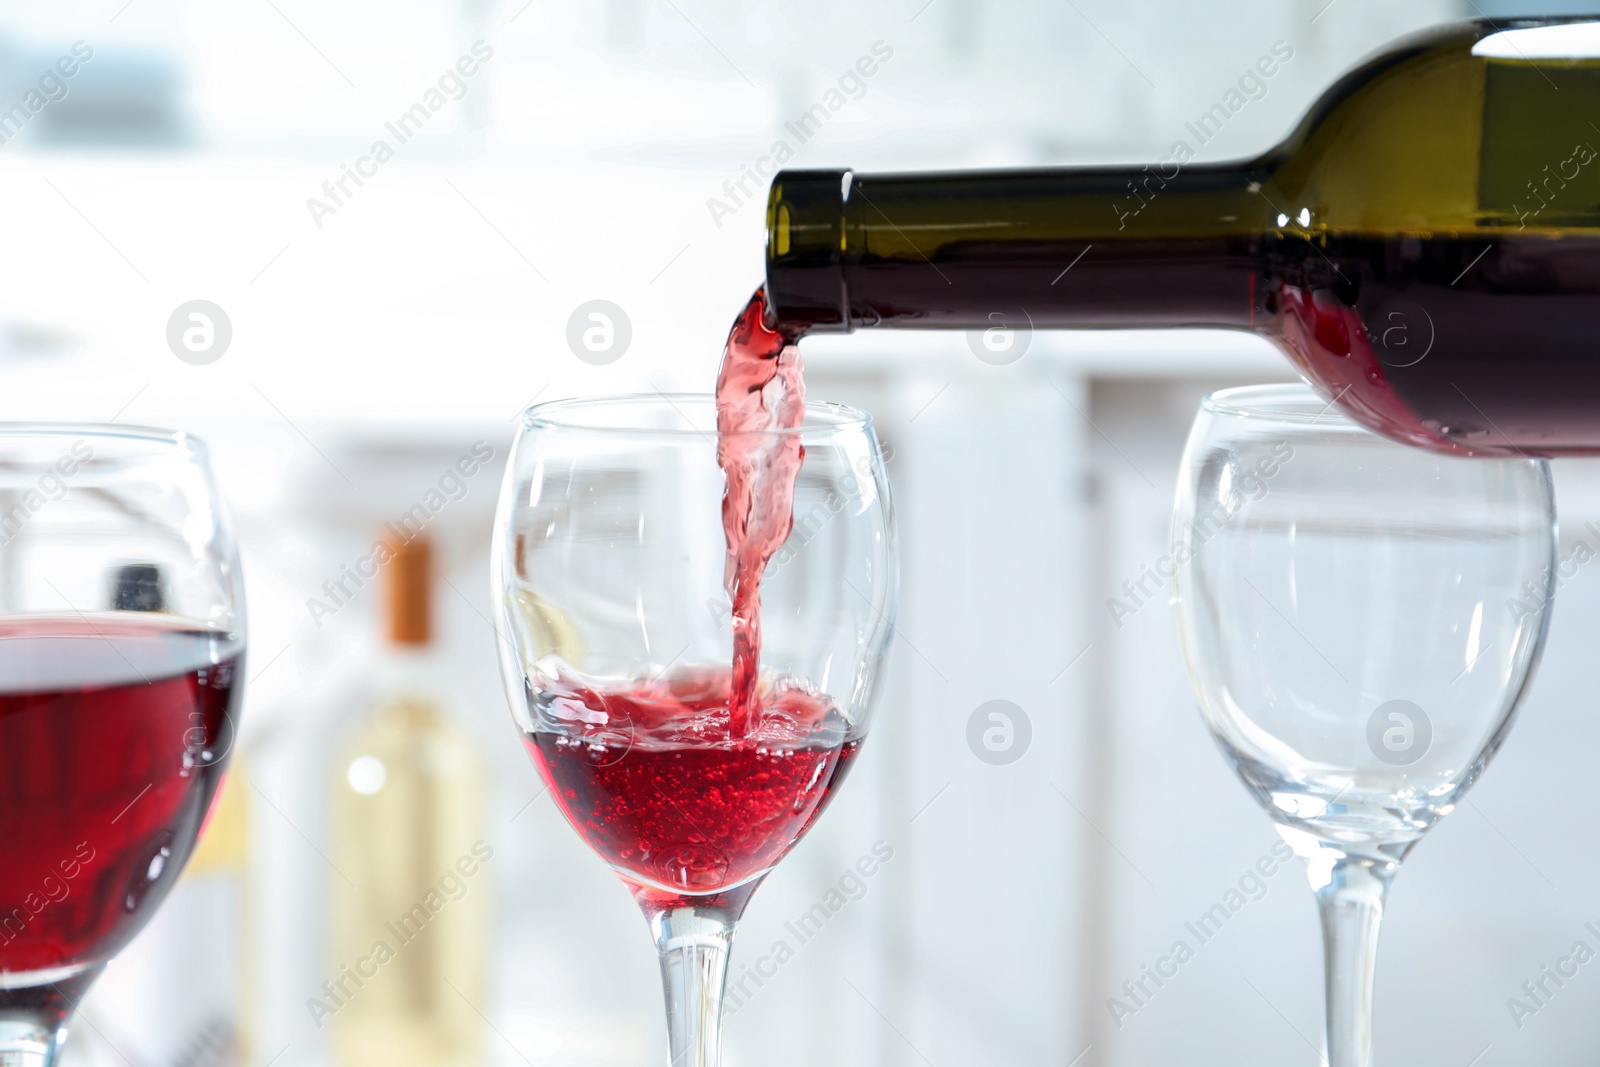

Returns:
0,963,103,1067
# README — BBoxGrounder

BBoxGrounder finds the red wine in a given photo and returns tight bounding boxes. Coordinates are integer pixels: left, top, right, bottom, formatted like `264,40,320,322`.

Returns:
525,665,858,901
1270,231,1600,453
0,617,241,975
762,19,1600,455
715,289,806,733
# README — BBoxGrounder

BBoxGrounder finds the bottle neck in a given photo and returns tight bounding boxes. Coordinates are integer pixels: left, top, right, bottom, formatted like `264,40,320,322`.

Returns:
765,164,1273,334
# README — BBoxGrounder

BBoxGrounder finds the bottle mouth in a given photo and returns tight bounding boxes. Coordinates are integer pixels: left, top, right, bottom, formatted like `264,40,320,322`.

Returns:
765,169,853,333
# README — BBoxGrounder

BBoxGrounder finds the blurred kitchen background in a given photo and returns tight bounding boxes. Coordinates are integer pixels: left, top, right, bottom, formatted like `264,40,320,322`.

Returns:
2,0,1598,1065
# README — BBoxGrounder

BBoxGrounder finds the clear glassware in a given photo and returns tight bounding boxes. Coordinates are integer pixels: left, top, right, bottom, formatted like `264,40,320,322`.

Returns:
1173,384,1555,1067
492,394,896,1067
0,424,246,1065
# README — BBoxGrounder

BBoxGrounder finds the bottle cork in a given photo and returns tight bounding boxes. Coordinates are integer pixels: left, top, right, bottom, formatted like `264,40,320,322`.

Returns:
385,535,431,646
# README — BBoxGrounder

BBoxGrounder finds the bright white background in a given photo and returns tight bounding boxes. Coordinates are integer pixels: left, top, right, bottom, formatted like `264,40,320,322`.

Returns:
1,1,1596,1065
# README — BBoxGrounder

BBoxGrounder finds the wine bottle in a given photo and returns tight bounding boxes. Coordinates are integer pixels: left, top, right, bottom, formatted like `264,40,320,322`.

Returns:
328,535,489,1067
764,17,1600,455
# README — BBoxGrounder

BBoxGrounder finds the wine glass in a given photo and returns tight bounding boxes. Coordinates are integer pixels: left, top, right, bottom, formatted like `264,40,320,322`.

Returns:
492,395,896,1067
0,424,246,1065
1172,384,1554,1067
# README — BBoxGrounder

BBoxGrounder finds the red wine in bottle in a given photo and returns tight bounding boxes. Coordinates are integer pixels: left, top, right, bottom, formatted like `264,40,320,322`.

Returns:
763,18,1600,456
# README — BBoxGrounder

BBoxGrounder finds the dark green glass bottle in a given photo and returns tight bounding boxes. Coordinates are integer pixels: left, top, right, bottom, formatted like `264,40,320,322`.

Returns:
765,17,1600,455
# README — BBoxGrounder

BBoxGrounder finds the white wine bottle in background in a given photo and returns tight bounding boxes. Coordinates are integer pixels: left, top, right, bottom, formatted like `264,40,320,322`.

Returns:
327,535,490,1067
169,758,253,1067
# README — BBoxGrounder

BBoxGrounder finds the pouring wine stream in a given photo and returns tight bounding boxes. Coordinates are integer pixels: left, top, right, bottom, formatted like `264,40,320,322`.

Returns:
715,289,807,738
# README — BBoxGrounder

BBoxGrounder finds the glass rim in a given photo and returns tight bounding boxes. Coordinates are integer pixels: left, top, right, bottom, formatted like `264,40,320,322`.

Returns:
0,422,209,456
1200,383,1363,429
519,393,875,439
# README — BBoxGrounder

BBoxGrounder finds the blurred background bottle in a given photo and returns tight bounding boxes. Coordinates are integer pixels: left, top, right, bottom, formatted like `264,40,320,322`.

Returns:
327,536,489,1067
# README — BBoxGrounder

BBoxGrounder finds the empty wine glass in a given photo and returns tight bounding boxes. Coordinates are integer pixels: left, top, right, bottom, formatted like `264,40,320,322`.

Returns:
0,424,246,1065
492,395,896,1067
1172,384,1554,1067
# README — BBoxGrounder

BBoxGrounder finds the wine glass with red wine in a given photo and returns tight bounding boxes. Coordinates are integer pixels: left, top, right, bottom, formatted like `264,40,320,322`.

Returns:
1173,384,1554,1067
0,424,245,1066
493,395,895,1067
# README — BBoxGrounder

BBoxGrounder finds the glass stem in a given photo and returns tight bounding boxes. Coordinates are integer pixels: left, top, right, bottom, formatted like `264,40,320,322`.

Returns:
645,898,745,1067
0,1018,65,1067
1315,857,1395,1067
0,967,101,1067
